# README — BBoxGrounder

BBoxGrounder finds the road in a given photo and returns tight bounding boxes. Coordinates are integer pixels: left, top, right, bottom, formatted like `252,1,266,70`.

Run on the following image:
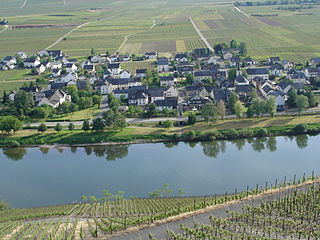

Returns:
107,180,319,240
24,107,320,128
20,0,28,9
45,12,126,50
189,17,214,52
234,6,250,18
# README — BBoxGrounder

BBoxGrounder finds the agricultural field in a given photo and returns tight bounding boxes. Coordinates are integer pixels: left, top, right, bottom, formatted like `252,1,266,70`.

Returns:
0,177,318,239
121,61,155,73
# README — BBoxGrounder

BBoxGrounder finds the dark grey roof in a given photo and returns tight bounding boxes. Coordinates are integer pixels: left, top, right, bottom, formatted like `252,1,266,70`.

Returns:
291,72,306,79
262,85,273,93
50,82,68,90
83,64,94,70
175,53,188,59
148,88,165,97
128,91,148,100
235,85,251,93
108,63,120,69
278,81,290,90
194,70,212,77
269,64,283,70
160,76,174,81
47,50,63,57
3,56,15,61
136,69,147,74
177,66,194,72
269,90,284,97
312,58,320,63
246,68,269,75
20,87,38,92
155,98,178,108
234,74,248,83
108,78,140,85
206,87,229,102
114,89,129,94
269,56,281,62
157,58,169,65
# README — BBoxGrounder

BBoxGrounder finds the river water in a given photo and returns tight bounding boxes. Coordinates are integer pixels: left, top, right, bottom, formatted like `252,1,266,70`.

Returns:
0,134,319,208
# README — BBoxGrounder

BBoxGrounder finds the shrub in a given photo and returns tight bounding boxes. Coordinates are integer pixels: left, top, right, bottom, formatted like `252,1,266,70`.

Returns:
225,129,239,139
7,140,20,148
68,123,75,131
256,128,269,137
37,123,47,133
293,124,308,134
162,120,173,128
54,123,63,132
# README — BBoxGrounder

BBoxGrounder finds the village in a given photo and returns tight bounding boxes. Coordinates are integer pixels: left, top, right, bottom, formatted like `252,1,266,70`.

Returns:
1,44,320,119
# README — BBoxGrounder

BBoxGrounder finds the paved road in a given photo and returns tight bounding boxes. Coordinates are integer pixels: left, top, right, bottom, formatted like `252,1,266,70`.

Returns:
234,6,250,18
107,181,319,240
20,0,28,8
189,17,214,52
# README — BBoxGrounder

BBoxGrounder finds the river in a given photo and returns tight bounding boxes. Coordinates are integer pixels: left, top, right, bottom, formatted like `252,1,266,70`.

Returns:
0,134,319,208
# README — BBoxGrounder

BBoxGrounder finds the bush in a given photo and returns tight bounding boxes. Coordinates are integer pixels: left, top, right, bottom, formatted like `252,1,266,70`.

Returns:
225,129,239,139
37,123,47,133
7,140,20,148
293,124,308,134
256,128,269,137
54,123,63,132
68,123,75,131
0,201,8,211
162,120,173,128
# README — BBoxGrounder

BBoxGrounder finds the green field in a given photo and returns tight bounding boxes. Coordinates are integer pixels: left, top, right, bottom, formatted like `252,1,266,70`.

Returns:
0,0,320,61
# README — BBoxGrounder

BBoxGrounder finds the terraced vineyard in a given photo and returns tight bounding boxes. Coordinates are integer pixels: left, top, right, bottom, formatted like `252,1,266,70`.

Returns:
0,176,318,239
165,183,320,239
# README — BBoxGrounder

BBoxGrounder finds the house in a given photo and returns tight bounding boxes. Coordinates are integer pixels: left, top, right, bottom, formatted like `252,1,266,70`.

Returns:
269,64,284,76
175,53,188,62
50,62,62,70
281,60,293,70
186,94,211,110
305,67,320,78
206,87,229,103
38,50,49,57
311,58,320,66
3,56,16,66
155,98,178,110
37,89,71,108
207,56,219,65
128,91,149,106
83,64,95,73
24,57,40,68
110,55,118,62
148,88,165,102
234,74,249,86
66,63,78,73
267,56,281,64
194,70,213,82
222,48,233,60
261,84,274,98
47,50,63,59
118,55,131,62
91,56,102,63
114,89,129,99
229,56,240,67
52,68,62,77
290,72,307,84
278,81,291,94
60,72,78,83
20,87,39,97
120,70,131,79
164,86,178,98
108,63,122,76
144,52,157,59
246,68,269,81
17,52,27,59
157,58,170,72
36,64,46,75
99,78,142,94
192,48,211,59
268,91,286,110
136,69,147,78
235,85,251,99
177,65,194,74
160,76,175,87
242,58,257,66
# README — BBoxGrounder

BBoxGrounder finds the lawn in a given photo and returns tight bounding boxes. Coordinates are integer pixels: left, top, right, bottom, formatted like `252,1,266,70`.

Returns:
0,69,34,81
48,107,101,121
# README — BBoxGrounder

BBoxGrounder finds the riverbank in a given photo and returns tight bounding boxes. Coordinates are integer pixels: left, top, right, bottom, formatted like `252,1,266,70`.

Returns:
1,119,320,148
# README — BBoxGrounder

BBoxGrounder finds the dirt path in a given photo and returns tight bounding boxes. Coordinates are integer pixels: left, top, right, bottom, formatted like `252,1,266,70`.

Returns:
116,19,155,54
45,12,126,50
20,0,28,9
189,17,213,52
0,25,9,34
107,180,320,240
234,6,250,18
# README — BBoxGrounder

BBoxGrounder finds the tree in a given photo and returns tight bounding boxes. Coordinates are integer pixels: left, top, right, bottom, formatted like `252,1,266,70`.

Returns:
14,91,35,116
37,123,47,133
239,42,247,56
295,95,309,116
307,91,318,107
78,97,93,110
92,95,102,108
251,97,264,118
246,106,254,118
145,103,157,117
228,68,237,82
0,116,22,134
68,123,75,131
92,117,105,132
162,120,173,128
186,73,194,85
66,85,79,103
230,39,239,48
201,103,218,122
82,120,91,131
91,48,96,56
228,92,239,114
187,113,196,125
54,123,63,132
265,97,276,117
57,102,72,114
216,100,226,119
234,101,246,120
2,90,8,104
113,113,126,130
30,107,50,119
287,89,297,107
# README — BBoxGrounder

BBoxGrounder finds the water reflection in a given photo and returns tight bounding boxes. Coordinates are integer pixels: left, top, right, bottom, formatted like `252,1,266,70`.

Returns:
1,135,311,161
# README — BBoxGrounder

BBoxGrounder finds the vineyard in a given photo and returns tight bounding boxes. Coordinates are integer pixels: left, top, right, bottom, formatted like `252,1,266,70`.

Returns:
165,182,320,240
0,176,319,239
